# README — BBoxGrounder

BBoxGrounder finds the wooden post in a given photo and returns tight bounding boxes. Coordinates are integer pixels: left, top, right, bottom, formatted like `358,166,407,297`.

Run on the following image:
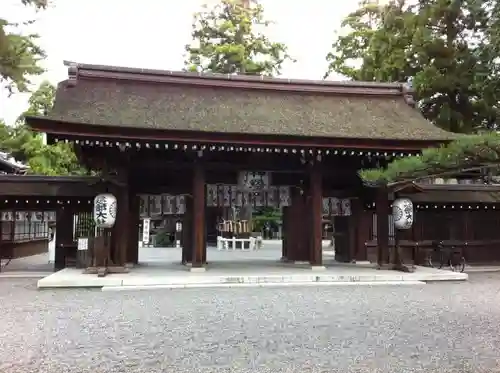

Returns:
349,198,362,262
309,165,323,266
182,196,193,264
289,187,309,261
86,185,130,276
112,186,129,267
281,206,289,261
192,162,206,268
55,206,74,271
287,192,298,261
0,218,3,273
126,194,140,265
375,186,390,268
356,210,371,262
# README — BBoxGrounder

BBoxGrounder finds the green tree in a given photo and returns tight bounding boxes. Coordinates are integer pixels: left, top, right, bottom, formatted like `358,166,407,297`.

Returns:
0,0,48,94
359,132,500,186
325,0,493,133
0,81,85,175
325,0,418,82
185,0,294,75
475,0,500,129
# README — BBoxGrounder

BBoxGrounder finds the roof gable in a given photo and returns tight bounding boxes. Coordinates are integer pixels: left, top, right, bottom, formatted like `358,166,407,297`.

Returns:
30,61,455,142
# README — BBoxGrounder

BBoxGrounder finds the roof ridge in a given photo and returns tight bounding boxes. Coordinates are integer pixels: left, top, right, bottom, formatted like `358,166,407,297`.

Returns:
62,60,410,97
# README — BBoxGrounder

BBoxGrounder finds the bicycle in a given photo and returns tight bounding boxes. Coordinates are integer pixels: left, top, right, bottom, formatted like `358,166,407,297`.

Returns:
428,241,466,273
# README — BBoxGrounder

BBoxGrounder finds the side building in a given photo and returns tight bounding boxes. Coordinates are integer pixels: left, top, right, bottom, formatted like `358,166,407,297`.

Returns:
0,152,55,263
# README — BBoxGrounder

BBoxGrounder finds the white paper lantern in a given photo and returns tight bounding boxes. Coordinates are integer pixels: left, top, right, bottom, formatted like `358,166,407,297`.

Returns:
93,193,117,228
392,198,413,230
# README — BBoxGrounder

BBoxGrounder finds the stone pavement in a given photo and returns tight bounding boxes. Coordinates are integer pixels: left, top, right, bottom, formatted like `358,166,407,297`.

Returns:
37,244,467,289
2,273,500,373
0,252,53,278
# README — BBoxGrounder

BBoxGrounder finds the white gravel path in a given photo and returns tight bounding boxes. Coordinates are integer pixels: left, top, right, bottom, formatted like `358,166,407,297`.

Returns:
0,273,500,373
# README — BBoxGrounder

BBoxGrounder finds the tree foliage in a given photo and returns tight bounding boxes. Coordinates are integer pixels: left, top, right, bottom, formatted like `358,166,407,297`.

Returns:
325,0,495,133
184,0,294,76
0,0,48,94
358,132,500,184
252,206,282,233
0,81,85,175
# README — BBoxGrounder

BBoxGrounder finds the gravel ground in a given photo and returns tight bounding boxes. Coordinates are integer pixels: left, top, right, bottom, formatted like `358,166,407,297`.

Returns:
1,273,500,373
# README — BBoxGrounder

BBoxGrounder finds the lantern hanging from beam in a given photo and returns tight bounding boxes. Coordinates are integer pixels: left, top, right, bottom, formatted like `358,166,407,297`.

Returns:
93,193,117,228
392,198,413,230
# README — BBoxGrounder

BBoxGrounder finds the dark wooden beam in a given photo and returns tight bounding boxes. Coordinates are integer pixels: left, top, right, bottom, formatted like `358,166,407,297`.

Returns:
0,197,93,211
182,197,193,264
191,162,206,268
308,164,323,266
375,186,390,267
30,118,444,151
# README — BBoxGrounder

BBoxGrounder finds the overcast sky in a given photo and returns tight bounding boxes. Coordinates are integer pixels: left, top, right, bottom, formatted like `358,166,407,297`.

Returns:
0,0,359,125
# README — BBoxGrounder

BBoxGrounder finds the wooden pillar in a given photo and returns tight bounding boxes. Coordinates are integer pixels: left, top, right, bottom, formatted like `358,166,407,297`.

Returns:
192,162,206,268
375,186,390,267
55,206,74,271
111,186,129,267
287,194,298,261
308,165,323,266
356,210,371,262
126,194,140,265
202,218,207,264
182,196,193,264
0,218,3,273
349,198,362,262
281,206,290,261
288,188,309,261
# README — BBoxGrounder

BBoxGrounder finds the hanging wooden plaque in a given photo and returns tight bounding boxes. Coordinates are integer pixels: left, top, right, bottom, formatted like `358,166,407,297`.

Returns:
15,211,28,221
235,189,243,207
223,185,231,207
176,195,186,214
267,186,277,207
1,211,13,221
150,195,162,217
217,185,225,207
238,171,271,192
139,195,149,217
163,195,174,215
230,185,238,206
242,191,252,206
31,211,43,222
44,211,56,222
322,198,330,216
331,198,341,216
341,199,352,216
278,186,291,207
206,184,217,207
254,191,264,207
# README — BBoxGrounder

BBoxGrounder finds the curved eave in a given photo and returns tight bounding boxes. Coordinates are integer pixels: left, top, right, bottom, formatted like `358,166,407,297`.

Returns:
25,116,452,152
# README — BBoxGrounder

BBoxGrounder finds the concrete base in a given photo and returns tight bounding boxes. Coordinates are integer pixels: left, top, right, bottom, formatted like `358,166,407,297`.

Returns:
465,265,500,273
102,280,427,291
36,263,468,290
189,267,206,273
310,265,327,271
0,271,53,279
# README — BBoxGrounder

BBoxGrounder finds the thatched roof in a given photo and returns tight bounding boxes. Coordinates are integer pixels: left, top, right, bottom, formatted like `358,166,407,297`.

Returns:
32,61,454,141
